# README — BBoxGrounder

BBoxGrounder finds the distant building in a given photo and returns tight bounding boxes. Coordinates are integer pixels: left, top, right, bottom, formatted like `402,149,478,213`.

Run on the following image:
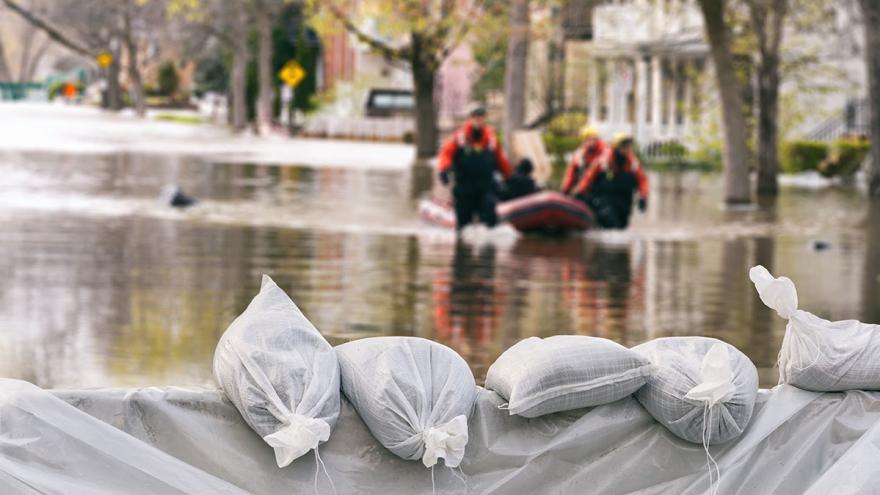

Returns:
562,0,866,147
318,16,475,125
587,0,707,144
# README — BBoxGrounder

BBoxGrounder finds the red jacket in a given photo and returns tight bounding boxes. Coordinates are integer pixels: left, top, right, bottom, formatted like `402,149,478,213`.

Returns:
562,140,607,194
437,122,512,179
575,147,649,198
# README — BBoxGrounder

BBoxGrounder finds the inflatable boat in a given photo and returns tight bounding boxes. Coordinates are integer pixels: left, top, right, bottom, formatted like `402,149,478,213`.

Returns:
418,191,595,234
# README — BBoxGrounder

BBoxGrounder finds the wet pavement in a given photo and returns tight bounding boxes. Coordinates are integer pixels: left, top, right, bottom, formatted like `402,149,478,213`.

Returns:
1,149,878,388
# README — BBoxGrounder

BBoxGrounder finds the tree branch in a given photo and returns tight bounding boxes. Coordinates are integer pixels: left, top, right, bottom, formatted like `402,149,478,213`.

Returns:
0,0,92,57
437,0,485,62
326,2,410,61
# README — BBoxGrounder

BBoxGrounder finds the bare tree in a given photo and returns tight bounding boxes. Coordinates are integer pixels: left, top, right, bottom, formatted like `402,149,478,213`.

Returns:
0,0,91,56
254,0,286,133
232,3,250,130
697,0,752,204
319,0,486,158
859,0,880,197
503,0,530,157
169,0,250,130
122,1,146,116
1,0,167,115
0,36,12,81
747,0,788,196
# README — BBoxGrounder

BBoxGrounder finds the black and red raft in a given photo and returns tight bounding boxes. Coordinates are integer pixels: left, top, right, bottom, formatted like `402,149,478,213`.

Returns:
418,191,596,234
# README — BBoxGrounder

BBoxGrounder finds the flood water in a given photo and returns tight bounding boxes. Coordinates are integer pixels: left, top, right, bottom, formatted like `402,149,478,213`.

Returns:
1,150,878,388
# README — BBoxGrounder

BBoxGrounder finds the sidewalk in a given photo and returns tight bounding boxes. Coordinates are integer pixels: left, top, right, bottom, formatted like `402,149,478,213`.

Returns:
0,103,416,170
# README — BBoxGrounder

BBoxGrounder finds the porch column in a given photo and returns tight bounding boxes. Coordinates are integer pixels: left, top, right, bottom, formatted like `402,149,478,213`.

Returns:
636,55,649,142
651,55,662,132
591,57,601,124
682,59,694,133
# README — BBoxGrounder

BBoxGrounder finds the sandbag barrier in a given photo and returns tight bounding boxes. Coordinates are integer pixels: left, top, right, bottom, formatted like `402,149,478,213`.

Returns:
211,266,880,493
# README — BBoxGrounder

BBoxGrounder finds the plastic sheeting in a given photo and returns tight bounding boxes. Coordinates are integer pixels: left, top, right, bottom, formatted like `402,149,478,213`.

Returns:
1,378,879,494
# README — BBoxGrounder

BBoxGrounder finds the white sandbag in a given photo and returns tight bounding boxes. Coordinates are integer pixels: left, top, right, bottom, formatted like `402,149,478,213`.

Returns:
751,265,880,391
213,275,340,467
485,335,653,417
335,336,476,468
633,337,758,445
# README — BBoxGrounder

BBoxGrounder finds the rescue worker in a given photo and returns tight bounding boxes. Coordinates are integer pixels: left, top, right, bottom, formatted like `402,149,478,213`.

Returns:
576,132,648,229
561,125,606,196
437,105,512,230
499,159,539,201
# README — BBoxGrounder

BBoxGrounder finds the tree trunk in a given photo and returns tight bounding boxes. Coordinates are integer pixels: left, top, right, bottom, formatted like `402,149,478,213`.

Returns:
106,50,123,111
756,58,780,195
17,26,37,82
0,0,91,57
231,8,249,131
256,8,274,133
698,0,752,204
860,0,880,197
0,37,11,81
22,38,51,82
503,0,530,158
750,0,786,196
123,10,146,117
411,33,439,158
125,39,146,116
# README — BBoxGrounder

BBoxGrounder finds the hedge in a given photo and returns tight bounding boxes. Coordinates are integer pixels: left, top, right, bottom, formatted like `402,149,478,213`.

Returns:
818,138,871,177
780,140,829,173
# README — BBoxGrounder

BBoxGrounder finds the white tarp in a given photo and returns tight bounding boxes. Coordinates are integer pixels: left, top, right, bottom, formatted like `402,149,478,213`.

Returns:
2,378,879,494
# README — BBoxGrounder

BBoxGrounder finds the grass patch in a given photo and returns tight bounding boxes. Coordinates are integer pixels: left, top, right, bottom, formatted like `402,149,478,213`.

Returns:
154,113,203,125
644,156,721,173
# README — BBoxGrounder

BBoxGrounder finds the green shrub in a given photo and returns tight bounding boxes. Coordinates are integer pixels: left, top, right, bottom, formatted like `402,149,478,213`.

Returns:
658,141,687,157
644,156,720,172
818,138,870,177
546,111,587,137
154,113,203,125
542,133,581,157
158,61,180,97
780,140,829,173
543,112,588,178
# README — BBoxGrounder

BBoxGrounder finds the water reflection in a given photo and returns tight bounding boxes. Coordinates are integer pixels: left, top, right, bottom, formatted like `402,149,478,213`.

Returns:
0,151,875,388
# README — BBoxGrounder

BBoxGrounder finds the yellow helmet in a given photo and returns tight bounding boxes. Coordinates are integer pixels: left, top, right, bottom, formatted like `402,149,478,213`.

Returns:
579,125,599,139
612,132,633,147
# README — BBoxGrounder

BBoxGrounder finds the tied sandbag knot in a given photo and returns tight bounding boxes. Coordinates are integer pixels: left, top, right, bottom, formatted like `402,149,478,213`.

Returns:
749,265,798,320
684,343,736,495
421,415,468,468
685,343,736,407
264,414,331,468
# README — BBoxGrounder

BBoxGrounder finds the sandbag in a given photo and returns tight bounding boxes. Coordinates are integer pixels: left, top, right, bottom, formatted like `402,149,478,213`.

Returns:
751,265,880,391
485,335,653,417
633,337,758,444
335,336,476,468
213,275,340,467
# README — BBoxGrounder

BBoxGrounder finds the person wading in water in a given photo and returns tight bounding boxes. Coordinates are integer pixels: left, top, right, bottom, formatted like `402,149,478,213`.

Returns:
576,132,649,229
437,105,511,231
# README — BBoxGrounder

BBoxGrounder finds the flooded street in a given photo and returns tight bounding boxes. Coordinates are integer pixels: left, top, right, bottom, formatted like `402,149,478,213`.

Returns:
1,149,877,389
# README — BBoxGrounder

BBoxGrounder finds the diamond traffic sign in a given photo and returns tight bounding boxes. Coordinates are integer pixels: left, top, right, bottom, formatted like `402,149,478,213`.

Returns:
279,60,305,88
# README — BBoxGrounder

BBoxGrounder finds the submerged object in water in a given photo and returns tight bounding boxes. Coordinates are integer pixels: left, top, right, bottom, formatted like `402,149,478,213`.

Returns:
160,184,197,208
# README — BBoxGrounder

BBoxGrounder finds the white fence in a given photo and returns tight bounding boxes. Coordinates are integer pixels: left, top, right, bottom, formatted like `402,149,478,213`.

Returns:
302,116,414,141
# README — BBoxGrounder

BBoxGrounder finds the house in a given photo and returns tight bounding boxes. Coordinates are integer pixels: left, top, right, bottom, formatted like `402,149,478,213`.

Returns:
560,0,866,148
317,15,476,132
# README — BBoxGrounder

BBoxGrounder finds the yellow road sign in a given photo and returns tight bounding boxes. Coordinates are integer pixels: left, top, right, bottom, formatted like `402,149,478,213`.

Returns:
279,60,305,88
96,51,113,69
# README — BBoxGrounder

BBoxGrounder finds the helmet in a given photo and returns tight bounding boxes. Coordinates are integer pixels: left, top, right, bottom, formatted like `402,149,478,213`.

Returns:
468,103,487,117
612,132,633,147
579,125,599,139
